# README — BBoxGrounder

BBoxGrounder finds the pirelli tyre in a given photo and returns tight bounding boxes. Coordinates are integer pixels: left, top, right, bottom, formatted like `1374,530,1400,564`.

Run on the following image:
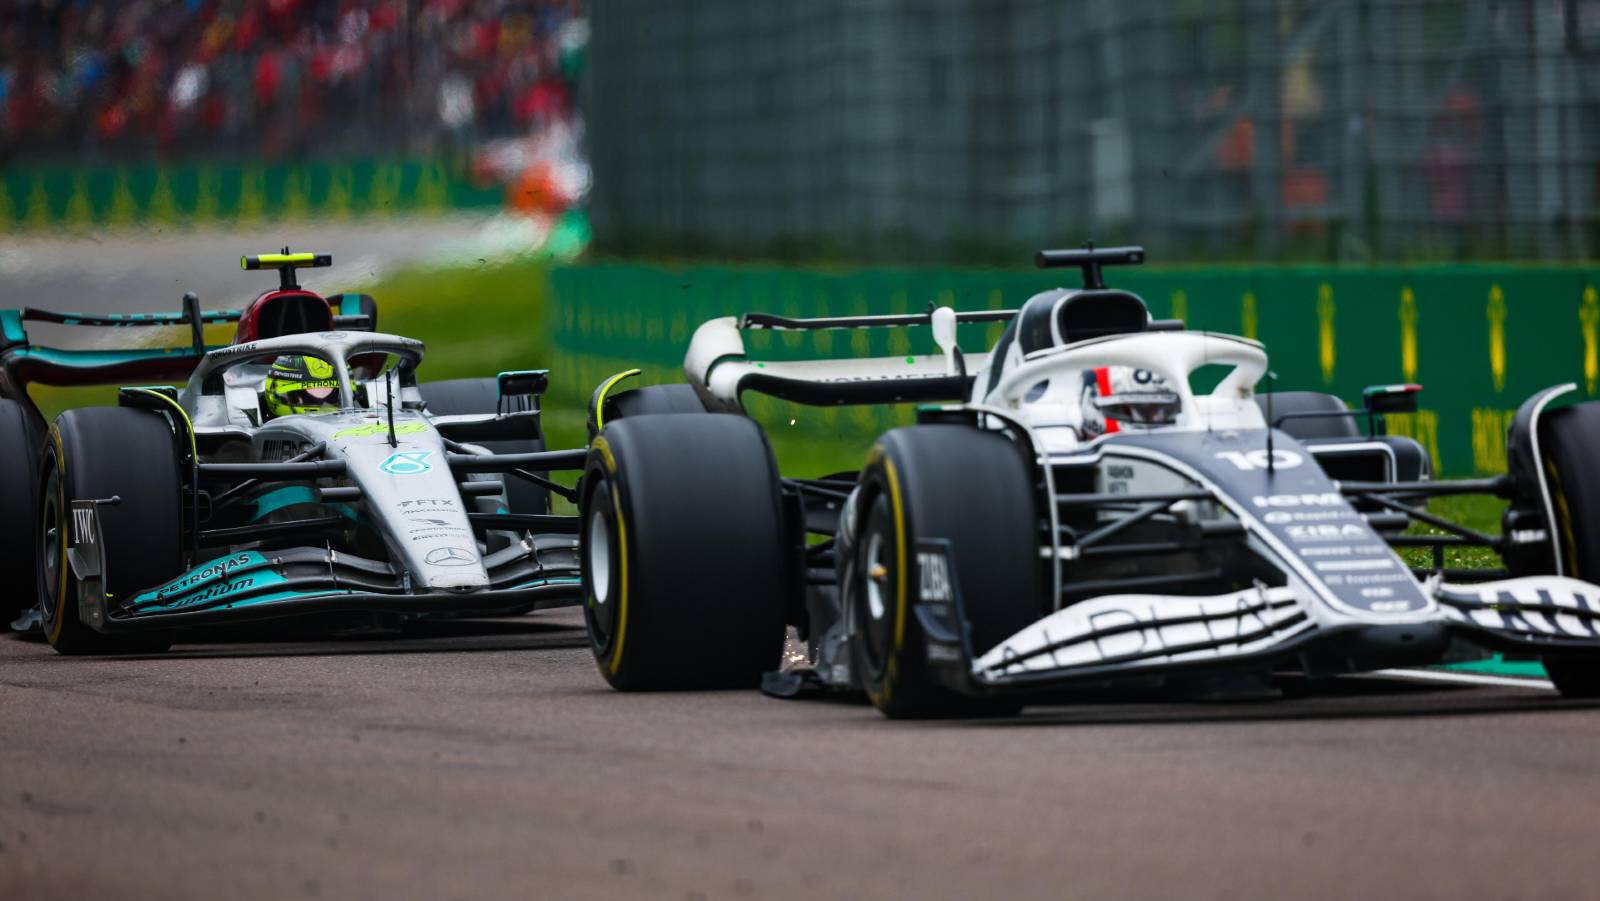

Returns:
420,378,548,515
849,425,1043,719
580,413,790,690
1254,391,1360,440
39,407,181,654
587,383,707,441
1535,400,1600,697
0,400,42,629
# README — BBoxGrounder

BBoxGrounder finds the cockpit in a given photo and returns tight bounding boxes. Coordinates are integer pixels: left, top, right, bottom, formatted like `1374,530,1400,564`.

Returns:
972,285,1268,448
188,333,424,429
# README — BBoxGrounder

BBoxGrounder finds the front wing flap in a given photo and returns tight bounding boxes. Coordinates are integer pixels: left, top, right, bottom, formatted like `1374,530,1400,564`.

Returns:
1437,576,1600,651
969,586,1314,686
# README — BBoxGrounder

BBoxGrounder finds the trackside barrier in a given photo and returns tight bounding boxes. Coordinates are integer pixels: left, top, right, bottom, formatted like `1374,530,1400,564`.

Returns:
549,263,1600,478
0,161,500,230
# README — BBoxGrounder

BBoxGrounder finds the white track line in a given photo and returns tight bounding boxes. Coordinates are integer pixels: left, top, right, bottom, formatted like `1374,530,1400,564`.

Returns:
1368,668,1555,691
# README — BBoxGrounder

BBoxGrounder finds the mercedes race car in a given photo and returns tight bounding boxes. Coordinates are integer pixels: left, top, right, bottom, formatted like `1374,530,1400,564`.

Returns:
5,251,584,653
577,245,1600,716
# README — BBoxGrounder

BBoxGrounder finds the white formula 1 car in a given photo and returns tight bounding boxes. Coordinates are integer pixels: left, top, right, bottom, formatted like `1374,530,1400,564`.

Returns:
578,246,1600,716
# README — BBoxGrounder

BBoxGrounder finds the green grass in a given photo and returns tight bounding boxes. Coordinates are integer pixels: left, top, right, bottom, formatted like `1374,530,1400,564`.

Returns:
1395,494,1507,572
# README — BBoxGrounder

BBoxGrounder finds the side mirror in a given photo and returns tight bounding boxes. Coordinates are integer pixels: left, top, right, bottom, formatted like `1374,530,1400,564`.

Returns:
1363,383,1421,415
498,369,550,399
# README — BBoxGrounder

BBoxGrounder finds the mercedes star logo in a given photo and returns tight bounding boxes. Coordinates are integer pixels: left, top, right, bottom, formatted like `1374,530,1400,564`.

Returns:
425,547,476,566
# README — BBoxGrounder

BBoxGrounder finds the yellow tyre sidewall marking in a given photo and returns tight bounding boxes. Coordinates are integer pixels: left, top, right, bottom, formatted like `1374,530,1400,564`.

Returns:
592,368,641,433
590,437,630,677
1547,458,1579,578
866,453,907,706
46,425,68,645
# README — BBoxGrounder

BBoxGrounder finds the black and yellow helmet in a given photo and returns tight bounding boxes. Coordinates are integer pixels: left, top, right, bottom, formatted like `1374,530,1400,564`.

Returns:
262,355,341,419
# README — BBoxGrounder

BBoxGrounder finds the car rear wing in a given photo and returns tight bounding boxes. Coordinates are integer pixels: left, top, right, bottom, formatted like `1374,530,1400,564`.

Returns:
686,306,1018,411
0,296,242,391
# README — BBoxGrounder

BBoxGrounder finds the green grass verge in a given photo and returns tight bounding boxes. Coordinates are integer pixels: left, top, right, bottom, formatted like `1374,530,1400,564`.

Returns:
1395,494,1506,572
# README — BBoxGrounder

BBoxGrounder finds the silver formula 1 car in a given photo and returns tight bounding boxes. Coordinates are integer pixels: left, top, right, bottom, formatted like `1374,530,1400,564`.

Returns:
16,252,583,654
578,246,1600,716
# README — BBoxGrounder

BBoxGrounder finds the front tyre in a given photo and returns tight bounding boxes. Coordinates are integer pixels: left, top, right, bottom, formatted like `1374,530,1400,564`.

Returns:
0,400,42,628
849,425,1043,718
580,414,790,690
39,408,180,655
1534,401,1600,695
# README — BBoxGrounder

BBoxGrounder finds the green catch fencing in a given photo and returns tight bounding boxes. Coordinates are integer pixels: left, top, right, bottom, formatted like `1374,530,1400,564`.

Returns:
549,262,1600,478
0,160,501,231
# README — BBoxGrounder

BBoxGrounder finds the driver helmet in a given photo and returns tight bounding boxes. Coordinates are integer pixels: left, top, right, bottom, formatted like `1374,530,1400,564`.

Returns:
262,355,341,419
1078,366,1181,437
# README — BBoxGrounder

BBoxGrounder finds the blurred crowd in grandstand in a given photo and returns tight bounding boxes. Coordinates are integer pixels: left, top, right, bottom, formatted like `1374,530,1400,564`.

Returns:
0,0,586,164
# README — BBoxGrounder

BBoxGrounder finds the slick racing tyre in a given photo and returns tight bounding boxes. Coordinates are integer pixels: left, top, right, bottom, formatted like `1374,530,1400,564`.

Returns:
420,378,548,515
0,400,42,629
581,413,790,690
588,384,706,441
1534,400,1600,696
1253,391,1359,440
610,384,705,418
40,408,180,654
849,425,1043,719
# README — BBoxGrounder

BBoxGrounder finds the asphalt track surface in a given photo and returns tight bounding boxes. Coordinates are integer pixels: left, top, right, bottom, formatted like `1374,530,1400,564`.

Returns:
3,608,1600,901
6,230,1600,898
0,217,496,315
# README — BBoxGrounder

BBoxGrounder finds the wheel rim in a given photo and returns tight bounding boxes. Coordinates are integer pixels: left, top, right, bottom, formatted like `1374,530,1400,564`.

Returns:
864,531,887,622
856,494,896,680
38,464,61,625
587,506,612,606
582,483,620,655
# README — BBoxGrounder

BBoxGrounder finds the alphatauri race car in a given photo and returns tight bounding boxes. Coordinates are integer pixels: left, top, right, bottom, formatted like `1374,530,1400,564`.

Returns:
5,252,583,653
578,246,1600,716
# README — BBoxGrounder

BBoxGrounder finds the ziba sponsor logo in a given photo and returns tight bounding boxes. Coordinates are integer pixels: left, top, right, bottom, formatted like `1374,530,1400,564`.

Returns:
1285,523,1367,542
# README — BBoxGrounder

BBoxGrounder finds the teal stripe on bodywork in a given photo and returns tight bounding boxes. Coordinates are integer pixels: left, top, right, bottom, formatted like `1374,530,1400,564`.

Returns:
1441,655,1549,679
129,551,286,612
508,577,582,590
251,486,320,521
1,310,25,343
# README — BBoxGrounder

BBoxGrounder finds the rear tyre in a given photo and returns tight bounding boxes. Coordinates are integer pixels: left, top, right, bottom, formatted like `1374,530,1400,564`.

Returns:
0,400,42,629
1254,391,1359,441
420,377,548,514
589,384,706,441
1535,401,1600,695
581,414,790,690
40,408,180,654
849,425,1042,719
611,384,705,419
